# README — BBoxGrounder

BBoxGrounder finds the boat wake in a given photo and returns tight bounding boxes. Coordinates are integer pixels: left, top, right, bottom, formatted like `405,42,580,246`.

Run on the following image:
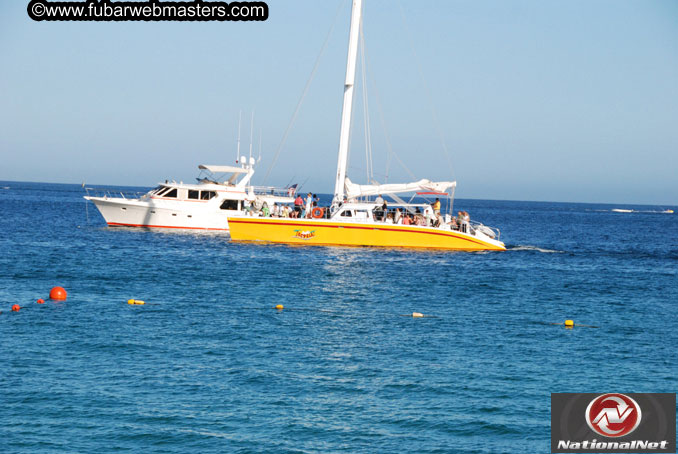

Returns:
611,208,674,214
508,245,564,253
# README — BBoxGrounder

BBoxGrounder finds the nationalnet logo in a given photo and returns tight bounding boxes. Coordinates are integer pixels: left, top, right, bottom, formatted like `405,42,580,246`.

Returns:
551,393,676,453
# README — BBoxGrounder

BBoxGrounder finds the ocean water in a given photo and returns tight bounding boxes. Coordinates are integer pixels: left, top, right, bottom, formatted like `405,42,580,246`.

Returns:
1,181,676,453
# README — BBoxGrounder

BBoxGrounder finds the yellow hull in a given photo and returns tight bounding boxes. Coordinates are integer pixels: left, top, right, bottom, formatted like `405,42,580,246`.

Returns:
228,218,505,251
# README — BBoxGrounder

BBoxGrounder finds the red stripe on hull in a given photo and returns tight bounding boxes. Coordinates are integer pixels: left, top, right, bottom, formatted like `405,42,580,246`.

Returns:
107,222,229,232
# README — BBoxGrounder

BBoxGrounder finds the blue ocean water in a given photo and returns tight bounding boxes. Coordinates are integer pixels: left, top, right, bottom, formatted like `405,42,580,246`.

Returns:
1,181,676,453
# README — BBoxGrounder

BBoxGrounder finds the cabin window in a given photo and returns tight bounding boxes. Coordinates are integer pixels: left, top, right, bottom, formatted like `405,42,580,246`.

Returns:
340,210,353,217
220,199,239,211
188,190,200,200
150,186,165,195
201,191,216,200
155,187,170,197
355,210,369,219
163,188,178,198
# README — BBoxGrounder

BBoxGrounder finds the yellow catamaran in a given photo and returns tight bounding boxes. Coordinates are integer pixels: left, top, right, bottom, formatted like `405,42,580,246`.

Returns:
229,0,505,252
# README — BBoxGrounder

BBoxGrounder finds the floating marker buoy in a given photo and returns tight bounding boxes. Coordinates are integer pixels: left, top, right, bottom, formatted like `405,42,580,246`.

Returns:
275,304,284,310
412,312,424,318
127,299,145,305
564,319,574,327
49,286,67,300
12,304,20,312
37,299,45,304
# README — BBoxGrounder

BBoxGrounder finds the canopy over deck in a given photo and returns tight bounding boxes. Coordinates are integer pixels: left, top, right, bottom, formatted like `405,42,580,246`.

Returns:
344,178,456,199
198,165,248,174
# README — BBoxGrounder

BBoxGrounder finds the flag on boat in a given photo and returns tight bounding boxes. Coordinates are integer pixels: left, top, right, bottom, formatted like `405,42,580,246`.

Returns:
287,183,298,196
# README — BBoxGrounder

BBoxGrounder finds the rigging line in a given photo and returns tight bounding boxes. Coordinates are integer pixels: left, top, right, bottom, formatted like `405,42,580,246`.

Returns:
359,17,374,184
361,26,415,182
369,65,416,181
396,0,455,179
262,0,349,185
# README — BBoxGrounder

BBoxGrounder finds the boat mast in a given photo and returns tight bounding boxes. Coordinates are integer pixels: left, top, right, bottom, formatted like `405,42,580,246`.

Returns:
332,0,363,205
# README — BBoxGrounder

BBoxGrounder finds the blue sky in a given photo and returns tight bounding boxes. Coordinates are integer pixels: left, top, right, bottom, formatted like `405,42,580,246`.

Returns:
1,0,676,204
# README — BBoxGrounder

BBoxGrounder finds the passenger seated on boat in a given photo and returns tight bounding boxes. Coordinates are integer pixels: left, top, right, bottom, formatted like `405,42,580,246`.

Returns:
413,208,425,226
262,202,270,217
402,215,412,225
394,208,402,224
281,205,290,218
373,206,383,221
433,212,444,228
424,206,434,226
448,217,458,230
385,212,394,224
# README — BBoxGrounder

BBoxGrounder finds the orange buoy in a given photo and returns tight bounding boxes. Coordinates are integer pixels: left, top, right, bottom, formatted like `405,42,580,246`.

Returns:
12,304,21,312
37,298,45,304
49,286,67,300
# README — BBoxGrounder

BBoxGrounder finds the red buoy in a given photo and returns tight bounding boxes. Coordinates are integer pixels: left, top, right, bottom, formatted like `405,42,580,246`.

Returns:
37,298,45,304
49,286,67,300
12,304,20,312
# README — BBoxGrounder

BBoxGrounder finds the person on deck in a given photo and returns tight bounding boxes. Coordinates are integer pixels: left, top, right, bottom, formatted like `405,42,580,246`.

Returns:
432,198,441,216
305,192,313,218
294,195,303,218
458,211,470,233
374,195,385,221
394,208,402,224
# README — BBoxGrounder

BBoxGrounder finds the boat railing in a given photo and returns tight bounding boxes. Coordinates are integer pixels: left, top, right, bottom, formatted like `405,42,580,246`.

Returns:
469,221,501,240
84,187,149,200
250,185,296,198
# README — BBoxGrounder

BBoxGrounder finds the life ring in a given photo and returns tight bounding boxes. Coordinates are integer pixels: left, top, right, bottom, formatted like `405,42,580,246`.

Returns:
311,207,324,218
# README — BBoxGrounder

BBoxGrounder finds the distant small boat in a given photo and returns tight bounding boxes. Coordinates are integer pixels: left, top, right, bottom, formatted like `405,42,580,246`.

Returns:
611,209,633,213
2,186,9,190
663,209,674,214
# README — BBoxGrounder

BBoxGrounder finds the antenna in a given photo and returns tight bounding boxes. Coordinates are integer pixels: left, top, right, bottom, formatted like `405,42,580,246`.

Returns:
236,110,242,163
249,111,254,166
258,128,262,163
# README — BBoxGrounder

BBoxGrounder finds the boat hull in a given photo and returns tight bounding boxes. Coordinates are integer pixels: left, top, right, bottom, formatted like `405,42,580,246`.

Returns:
228,218,506,251
85,197,231,231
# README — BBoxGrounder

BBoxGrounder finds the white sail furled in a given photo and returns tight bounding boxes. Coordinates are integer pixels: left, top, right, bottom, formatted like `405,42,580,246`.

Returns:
344,177,456,199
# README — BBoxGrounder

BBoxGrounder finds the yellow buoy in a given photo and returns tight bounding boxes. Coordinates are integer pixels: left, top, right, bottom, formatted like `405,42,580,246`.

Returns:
564,319,574,327
127,299,145,305
412,312,424,318
275,304,284,310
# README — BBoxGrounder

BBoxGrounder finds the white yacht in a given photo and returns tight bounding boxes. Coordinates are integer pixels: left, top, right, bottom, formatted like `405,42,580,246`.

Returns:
84,160,295,232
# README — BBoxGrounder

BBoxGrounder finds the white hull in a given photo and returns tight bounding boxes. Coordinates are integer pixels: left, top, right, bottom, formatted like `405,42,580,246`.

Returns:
85,163,296,232
85,196,236,231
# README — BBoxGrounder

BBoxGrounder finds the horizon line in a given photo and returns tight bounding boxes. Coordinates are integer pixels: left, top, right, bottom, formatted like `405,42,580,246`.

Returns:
0,178,675,208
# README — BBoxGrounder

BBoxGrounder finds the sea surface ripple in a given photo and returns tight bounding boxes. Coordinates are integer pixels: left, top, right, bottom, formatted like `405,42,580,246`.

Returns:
1,182,676,453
